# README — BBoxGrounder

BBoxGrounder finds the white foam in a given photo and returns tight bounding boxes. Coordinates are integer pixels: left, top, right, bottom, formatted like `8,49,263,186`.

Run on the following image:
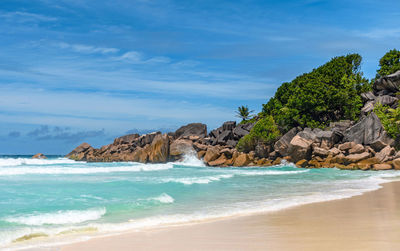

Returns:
162,174,234,185
148,193,175,204
236,169,310,176
175,151,205,167
0,158,81,167
3,208,106,226
0,163,173,176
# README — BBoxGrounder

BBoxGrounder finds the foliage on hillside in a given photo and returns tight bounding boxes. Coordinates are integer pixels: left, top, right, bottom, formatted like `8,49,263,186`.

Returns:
374,102,400,144
376,49,400,79
261,54,371,132
236,115,281,152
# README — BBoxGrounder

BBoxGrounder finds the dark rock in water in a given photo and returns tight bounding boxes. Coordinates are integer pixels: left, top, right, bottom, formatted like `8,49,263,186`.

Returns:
361,91,376,102
175,123,207,139
374,70,400,93
274,127,300,157
222,121,236,131
32,153,47,159
343,112,393,146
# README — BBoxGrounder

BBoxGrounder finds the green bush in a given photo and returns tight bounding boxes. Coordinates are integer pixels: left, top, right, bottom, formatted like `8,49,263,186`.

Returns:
236,116,281,152
374,102,400,141
376,49,400,78
262,54,370,132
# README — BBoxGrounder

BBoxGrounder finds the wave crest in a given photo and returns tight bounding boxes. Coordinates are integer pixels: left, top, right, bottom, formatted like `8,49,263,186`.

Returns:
3,207,106,226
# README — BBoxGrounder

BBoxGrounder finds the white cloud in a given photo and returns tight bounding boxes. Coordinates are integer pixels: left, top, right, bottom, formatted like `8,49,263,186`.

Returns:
0,86,233,131
0,11,57,22
359,28,400,39
114,51,171,64
57,42,119,54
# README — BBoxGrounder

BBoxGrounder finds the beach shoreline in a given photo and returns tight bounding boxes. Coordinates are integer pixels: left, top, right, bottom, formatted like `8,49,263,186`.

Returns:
23,178,399,251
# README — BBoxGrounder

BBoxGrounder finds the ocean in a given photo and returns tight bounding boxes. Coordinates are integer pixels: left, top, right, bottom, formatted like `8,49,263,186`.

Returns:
1,154,399,250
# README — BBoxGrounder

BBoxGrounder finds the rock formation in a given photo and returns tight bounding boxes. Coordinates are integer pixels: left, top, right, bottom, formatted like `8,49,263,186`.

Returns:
32,153,47,159
66,71,400,170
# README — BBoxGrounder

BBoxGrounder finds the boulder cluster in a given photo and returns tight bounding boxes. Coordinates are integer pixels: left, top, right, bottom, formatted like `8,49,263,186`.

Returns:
66,122,259,166
67,71,400,170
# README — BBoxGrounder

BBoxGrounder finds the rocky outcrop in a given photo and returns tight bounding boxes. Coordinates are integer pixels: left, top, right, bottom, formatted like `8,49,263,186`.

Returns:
208,121,253,147
32,153,47,159
175,123,207,139
65,71,400,171
374,70,400,93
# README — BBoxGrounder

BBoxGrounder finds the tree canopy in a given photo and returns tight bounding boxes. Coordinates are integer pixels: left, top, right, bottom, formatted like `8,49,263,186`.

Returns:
262,54,370,132
376,49,400,78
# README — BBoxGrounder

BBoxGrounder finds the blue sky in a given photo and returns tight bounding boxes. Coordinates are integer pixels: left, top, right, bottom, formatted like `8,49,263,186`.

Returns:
0,0,399,154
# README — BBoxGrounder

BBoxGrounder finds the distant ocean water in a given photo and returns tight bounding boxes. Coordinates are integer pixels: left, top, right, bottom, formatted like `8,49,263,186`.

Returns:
1,154,400,250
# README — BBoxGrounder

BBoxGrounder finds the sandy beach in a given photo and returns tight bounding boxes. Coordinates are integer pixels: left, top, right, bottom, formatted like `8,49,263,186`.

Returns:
53,180,400,251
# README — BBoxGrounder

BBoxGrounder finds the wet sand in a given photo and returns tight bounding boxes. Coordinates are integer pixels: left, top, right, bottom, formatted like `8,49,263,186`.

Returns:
55,181,400,251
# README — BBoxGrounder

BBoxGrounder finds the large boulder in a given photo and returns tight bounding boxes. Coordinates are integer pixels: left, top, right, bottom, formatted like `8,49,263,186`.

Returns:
361,91,376,102
148,134,170,163
233,153,251,167
375,145,395,162
175,123,207,139
222,121,236,131
66,142,93,158
203,146,220,163
288,135,313,163
343,112,393,146
315,130,342,149
274,127,300,156
170,139,195,156
376,95,398,106
374,70,400,93
233,123,253,138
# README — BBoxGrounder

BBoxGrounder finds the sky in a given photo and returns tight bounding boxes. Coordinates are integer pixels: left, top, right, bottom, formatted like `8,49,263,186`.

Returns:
0,0,399,154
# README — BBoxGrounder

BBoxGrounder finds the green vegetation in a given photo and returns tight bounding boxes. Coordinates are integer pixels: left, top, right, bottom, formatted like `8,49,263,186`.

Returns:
236,115,281,152
374,102,400,143
376,49,400,79
235,105,254,122
262,54,370,132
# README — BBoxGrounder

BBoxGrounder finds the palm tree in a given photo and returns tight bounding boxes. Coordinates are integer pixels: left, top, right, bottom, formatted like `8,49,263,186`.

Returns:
235,105,254,121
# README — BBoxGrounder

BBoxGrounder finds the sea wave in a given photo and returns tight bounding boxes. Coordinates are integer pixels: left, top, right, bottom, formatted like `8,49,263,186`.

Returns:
2,172,400,250
0,163,173,176
161,174,234,185
147,193,175,204
0,158,81,167
3,207,106,226
235,169,310,176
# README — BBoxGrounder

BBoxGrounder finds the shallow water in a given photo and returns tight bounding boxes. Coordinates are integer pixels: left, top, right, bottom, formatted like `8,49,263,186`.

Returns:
0,154,399,250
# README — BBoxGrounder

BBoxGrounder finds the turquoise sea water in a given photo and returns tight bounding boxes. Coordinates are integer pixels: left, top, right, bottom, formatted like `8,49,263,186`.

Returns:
1,154,400,250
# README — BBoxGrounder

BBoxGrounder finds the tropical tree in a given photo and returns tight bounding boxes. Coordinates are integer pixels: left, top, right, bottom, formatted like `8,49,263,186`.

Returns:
235,105,254,121
376,49,400,78
262,54,370,131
